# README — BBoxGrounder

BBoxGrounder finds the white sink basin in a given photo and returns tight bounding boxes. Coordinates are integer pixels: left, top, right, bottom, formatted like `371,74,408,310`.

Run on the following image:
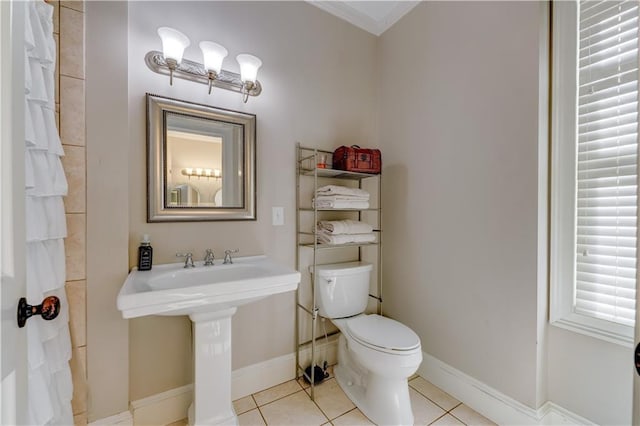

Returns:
117,254,301,425
117,255,301,318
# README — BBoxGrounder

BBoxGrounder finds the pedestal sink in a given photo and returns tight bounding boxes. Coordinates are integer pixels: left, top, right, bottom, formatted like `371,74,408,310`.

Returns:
117,255,301,425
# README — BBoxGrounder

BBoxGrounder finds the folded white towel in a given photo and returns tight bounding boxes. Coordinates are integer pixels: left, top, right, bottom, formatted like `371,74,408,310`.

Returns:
317,231,376,245
315,195,369,202
316,185,369,200
318,220,374,235
312,198,370,209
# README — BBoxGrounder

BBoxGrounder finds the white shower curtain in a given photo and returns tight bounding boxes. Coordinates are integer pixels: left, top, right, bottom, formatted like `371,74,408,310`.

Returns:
24,1,74,424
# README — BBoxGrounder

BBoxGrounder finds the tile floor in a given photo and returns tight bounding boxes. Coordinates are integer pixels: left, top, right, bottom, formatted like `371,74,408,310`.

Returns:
170,370,497,426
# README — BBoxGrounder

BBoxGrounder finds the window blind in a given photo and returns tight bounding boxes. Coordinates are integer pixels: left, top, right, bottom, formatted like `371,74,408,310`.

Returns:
576,0,638,327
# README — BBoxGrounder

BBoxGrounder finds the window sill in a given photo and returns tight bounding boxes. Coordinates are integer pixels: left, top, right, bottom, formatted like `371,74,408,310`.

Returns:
550,313,634,348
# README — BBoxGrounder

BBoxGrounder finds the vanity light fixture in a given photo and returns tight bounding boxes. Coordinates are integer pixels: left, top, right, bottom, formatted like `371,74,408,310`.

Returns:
146,27,262,103
182,168,222,179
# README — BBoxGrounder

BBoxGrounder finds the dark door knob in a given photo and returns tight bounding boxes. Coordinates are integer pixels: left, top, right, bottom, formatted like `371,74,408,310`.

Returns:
635,343,640,376
17,296,60,328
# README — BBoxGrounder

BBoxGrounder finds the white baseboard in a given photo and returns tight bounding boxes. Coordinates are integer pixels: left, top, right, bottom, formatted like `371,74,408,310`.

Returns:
100,343,594,426
88,410,133,426
539,402,596,426
418,351,595,426
126,336,338,425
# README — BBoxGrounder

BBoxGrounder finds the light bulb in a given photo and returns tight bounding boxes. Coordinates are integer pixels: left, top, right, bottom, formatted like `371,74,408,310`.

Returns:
236,54,262,84
157,27,190,64
199,41,228,75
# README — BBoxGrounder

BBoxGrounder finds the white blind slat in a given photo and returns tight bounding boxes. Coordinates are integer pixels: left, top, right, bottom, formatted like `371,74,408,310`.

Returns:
575,0,637,328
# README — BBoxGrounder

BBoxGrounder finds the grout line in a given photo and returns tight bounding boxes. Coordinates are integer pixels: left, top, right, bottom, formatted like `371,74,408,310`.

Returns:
308,391,332,423
409,388,453,413
428,412,449,425
447,402,463,413
254,387,305,409
59,74,85,82
255,406,268,426
448,412,468,426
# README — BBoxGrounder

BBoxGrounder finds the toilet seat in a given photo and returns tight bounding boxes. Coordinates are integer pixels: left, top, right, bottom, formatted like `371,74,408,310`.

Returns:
345,314,420,355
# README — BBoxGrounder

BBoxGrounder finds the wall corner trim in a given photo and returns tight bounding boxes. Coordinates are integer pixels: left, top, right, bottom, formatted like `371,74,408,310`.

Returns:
418,352,596,426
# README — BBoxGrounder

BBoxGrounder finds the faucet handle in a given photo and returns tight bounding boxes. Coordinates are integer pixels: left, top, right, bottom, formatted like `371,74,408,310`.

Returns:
176,252,195,268
223,249,239,264
204,249,215,266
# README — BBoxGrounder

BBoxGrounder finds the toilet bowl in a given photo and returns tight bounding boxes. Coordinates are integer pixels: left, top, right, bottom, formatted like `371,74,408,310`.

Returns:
313,262,422,426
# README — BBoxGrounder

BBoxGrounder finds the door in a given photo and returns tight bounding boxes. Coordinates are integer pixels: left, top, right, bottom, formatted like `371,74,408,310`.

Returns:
1,1,27,424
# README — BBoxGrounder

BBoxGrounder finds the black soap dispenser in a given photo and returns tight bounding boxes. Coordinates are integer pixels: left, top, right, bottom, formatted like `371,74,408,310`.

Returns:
138,234,153,271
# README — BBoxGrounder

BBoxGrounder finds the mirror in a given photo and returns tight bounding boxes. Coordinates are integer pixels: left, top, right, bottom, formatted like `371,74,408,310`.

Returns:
146,94,256,221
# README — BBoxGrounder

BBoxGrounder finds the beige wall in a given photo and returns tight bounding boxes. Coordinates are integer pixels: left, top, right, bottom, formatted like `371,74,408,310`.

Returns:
378,1,545,409
377,2,633,424
85,0,378,414
86,1,130,421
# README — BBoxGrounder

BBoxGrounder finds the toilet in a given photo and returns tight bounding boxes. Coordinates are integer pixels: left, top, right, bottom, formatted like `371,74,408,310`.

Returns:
313,262,422,426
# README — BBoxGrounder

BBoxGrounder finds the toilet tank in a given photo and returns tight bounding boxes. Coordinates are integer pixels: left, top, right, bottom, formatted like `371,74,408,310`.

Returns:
311,262,372,319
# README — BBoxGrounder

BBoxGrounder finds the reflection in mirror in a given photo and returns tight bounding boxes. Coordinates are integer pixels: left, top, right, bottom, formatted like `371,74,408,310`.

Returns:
165,112,243,208
147,94,256,222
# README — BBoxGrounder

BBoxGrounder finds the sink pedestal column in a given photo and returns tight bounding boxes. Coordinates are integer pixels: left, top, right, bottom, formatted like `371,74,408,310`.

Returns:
188,308,238,426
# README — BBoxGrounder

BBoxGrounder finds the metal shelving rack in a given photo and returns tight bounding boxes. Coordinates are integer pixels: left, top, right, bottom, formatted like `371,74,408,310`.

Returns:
295,143,382,400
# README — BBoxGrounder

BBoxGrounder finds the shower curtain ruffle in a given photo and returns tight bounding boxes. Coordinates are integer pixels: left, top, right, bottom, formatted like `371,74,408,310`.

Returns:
25,1,74,425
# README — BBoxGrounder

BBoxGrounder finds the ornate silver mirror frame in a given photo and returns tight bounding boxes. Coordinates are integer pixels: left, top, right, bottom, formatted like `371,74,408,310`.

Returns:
146,93,256,222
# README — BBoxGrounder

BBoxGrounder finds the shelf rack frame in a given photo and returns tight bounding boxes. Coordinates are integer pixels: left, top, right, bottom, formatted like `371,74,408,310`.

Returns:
294,143,383,400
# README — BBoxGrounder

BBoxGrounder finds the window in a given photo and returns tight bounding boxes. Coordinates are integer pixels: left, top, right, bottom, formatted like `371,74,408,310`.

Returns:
550,0,638,345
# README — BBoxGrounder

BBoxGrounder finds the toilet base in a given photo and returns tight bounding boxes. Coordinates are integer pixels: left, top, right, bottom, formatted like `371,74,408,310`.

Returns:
334,335,415,426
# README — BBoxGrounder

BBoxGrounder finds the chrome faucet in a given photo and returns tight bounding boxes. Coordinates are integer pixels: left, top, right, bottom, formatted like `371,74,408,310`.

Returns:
223,249,239,264
203,249,215,266
176,252,195,268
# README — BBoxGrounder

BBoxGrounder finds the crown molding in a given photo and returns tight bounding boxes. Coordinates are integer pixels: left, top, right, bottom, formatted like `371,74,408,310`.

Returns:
307,1,419,36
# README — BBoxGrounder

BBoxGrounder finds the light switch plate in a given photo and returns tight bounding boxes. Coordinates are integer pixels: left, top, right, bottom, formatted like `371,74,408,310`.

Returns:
272,207,284,226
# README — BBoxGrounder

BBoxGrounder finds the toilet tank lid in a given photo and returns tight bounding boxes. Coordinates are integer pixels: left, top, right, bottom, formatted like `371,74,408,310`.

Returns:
309,261,372,276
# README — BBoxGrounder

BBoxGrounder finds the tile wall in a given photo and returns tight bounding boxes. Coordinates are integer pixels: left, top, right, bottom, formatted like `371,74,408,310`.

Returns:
49,0,87,424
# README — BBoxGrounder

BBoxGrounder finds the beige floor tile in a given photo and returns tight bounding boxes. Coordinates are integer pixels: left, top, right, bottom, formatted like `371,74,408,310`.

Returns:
409,377,460,411
304,378,354,420
331,408,375,426
430,414,465,426
450,404,497,426
259,390,328,426
253,379,303,406
238,409,265,426
410,388,447,426
234,395,257,415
